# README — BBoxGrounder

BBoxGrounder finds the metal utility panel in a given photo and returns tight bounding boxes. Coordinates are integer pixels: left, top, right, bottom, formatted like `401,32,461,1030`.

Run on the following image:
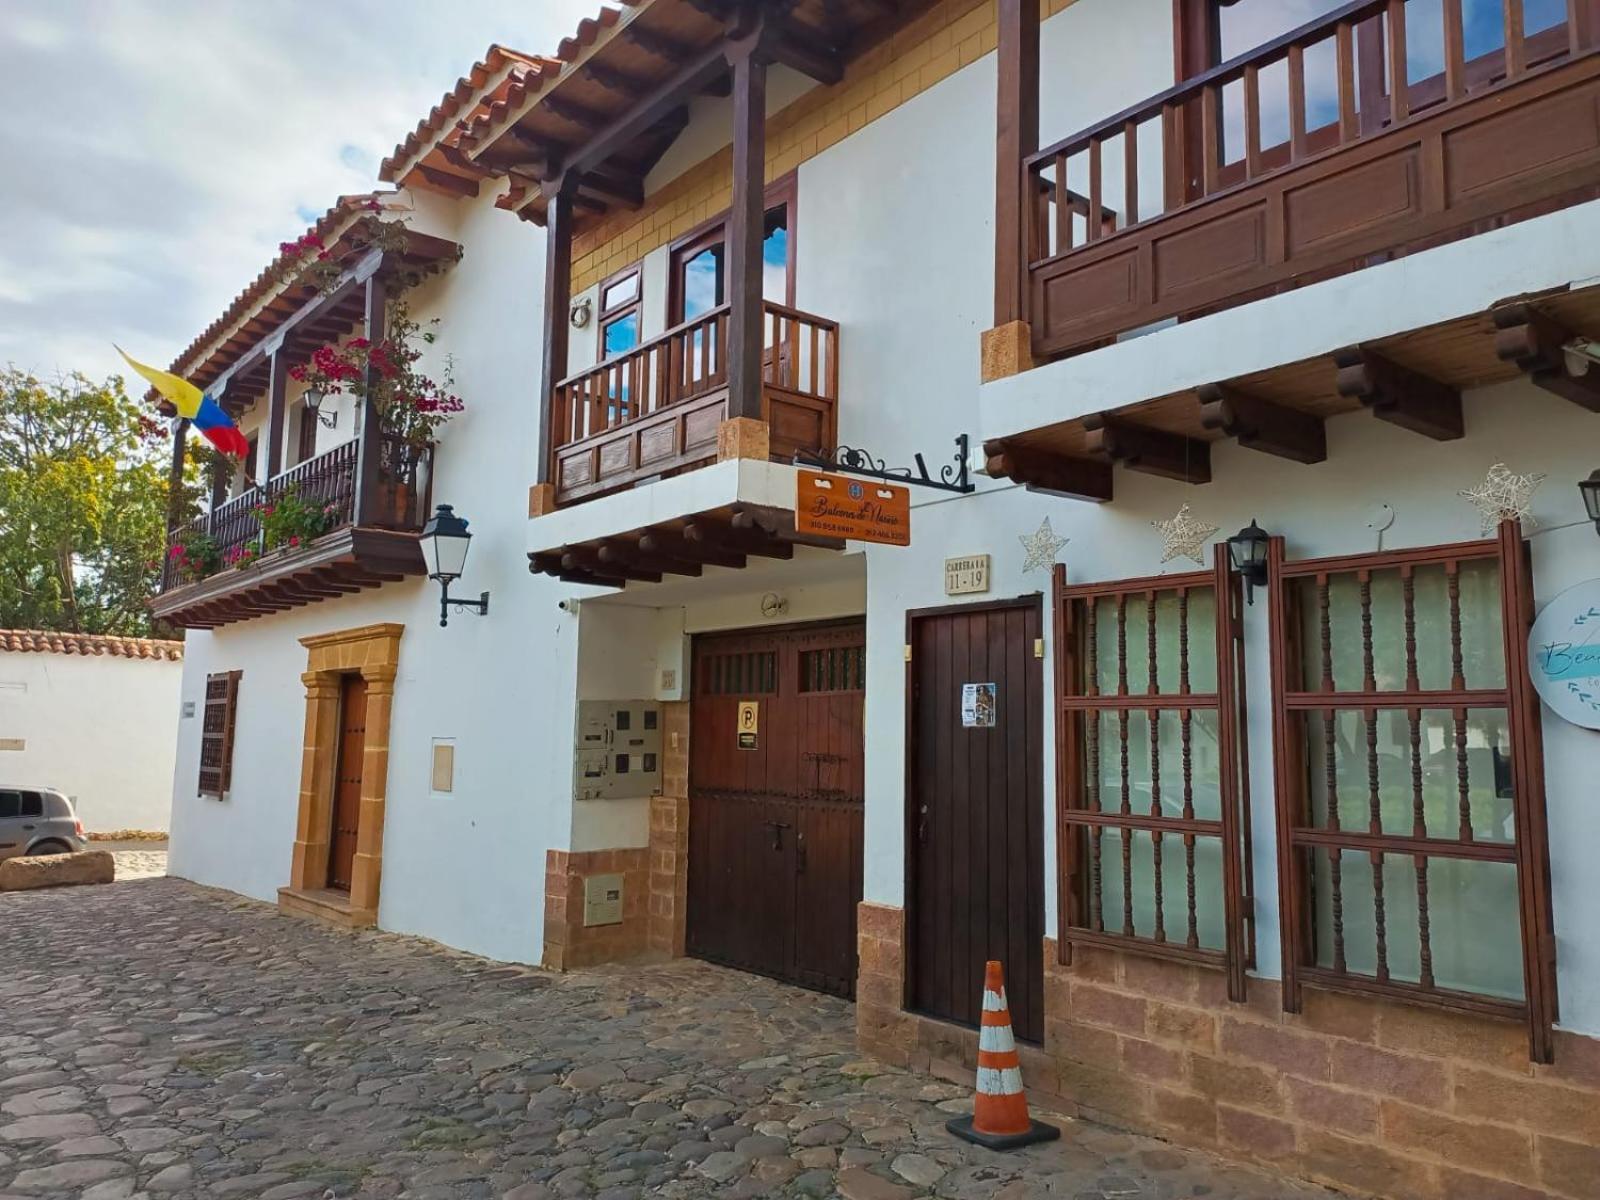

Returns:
583,873,625,927
573,699,662,800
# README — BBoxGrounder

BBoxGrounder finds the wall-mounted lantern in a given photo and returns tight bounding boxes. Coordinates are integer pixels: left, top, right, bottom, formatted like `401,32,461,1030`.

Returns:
1580,470,1600,537
1226,519,1271,606
421,504,489,628
302,386,338,429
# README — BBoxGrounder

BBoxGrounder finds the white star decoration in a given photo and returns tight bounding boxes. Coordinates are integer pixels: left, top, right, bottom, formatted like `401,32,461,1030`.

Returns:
1459,463,1545,534
1152,504,1220,565
1019,517,1068,573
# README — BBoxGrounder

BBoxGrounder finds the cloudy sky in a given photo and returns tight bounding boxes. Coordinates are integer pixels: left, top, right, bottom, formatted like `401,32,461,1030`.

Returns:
0,0,597,388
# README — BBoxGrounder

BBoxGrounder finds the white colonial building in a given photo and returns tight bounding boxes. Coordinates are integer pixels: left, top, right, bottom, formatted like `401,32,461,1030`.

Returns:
161,2,1600,1196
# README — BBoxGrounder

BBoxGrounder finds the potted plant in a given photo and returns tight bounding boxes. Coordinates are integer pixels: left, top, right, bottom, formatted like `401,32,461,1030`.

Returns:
167,533,221,582
257,485,343,552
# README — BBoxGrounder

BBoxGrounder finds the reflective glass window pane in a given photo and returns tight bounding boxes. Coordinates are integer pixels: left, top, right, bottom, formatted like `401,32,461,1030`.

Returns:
602,312,640,359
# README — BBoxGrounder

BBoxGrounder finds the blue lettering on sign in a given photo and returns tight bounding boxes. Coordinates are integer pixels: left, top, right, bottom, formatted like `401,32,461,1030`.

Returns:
1538,639,1600,683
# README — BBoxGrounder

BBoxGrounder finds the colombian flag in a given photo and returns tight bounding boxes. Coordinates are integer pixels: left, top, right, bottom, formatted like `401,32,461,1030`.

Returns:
116,347,251,459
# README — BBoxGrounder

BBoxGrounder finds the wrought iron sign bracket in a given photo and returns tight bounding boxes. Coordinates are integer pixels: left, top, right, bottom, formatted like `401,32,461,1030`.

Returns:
796,434,975,495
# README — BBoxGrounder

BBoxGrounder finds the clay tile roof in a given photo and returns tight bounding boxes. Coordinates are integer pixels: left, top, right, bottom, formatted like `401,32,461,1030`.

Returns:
0,630,184,662
379,45,555,186
166,192,385,382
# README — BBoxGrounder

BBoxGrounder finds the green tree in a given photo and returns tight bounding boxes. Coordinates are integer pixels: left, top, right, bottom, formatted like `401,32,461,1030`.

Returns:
0,366,199,636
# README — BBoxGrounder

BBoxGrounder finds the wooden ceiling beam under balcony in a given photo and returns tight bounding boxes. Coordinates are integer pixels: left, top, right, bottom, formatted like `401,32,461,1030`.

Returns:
1493,302,1600,412
982,441,1113,503
1082,414,1212,484
1197,383,1327,464
1334,347,1464,441
640,528,749,571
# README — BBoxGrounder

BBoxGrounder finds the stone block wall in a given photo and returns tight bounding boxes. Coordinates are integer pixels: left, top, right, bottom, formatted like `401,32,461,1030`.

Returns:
856,901,1600,1200
541,848,650,970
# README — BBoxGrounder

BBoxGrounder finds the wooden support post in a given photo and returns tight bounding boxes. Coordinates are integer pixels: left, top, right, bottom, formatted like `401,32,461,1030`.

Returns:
351,275,389,527
726,36,769,422
1335,347,1465,440
165,417,190,533
537,177,578,488
264,348,288,482
994,0,1039,328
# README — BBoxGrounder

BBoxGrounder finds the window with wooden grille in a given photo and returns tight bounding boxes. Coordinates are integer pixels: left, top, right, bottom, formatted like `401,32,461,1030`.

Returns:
1053,551,1254,1000
198,671,241,799
799,644,865,693
697,651,777,696
1267,522,1556,1061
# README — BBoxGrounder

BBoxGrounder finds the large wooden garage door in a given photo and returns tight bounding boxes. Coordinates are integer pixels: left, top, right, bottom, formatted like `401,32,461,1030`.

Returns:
907,597,1046,1043
688,620,865,997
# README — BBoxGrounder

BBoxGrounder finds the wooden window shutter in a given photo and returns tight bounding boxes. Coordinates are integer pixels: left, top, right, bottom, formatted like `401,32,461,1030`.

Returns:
198,670,241,799
1265,521,1557,1062
1052,548,1255,1001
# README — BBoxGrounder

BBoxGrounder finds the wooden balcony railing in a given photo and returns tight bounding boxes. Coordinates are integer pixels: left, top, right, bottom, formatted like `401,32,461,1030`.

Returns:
159,437,431,592
550,301,840,505
1025,0,1600,359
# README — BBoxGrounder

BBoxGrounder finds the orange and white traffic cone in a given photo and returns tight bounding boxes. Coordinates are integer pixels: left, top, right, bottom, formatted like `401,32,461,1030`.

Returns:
946,960,1061,1150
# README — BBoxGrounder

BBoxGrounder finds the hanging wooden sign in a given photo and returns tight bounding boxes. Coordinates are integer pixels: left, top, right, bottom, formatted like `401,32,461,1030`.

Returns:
795,470,910,546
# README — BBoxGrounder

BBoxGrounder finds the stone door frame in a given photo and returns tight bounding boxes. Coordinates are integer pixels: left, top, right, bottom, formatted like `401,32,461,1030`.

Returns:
278,622,403,928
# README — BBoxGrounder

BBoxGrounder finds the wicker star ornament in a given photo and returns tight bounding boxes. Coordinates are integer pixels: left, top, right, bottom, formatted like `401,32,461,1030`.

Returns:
1019,517,1068,573
1152,504,1220,564
1458,463,1545,534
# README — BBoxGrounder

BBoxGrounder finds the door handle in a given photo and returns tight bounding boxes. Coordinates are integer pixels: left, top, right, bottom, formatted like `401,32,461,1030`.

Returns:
20,824,34,832
796,832,808,874
766,821,792,850
917,805,929,844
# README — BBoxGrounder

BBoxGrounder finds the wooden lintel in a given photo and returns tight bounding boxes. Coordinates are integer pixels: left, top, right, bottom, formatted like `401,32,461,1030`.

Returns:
983,441,1113,503
1081,415,1212,484
640,528,748,570
1196,383,1327,464
1492,304,1600,412
1334,347,1464,440
415,165,480,198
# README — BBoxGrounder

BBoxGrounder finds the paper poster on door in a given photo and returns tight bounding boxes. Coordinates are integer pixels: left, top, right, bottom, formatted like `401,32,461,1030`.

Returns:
961,683,996,728
737,700,759,749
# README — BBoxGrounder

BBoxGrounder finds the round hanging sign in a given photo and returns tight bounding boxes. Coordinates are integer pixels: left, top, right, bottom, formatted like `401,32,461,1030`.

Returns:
1529,579,1600,731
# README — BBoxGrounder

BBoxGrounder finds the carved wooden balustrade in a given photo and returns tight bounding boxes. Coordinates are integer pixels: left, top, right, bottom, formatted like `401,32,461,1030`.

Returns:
1025,0,1600,360
549,301,840,506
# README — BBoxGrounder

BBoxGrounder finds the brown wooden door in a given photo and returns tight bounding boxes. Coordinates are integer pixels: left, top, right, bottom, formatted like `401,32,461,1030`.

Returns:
328,673,367,892
907,597,1046,1043
687,620,864,997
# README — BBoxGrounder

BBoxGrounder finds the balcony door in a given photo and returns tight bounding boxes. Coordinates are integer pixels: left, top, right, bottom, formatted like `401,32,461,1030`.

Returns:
668,178,796,325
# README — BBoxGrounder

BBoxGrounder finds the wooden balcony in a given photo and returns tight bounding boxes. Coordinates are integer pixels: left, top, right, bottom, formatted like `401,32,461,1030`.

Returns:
1023,0,1600,361
151,438,432,630
549,301,839,507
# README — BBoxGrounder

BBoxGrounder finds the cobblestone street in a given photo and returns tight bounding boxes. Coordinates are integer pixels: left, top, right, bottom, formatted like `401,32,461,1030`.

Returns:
0,879,1339,1199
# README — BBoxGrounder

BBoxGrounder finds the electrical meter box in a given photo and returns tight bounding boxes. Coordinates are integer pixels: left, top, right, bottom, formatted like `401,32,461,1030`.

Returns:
573,699,662,800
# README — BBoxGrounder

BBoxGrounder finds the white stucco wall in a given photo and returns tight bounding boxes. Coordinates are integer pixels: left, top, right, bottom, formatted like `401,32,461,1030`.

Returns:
0,650,182,832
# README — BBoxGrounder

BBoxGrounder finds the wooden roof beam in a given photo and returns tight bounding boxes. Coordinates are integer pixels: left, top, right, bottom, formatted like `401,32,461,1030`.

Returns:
553,42,728,181
563,546,661,583
772,27,845,84
983,440,1113,502
416,165,480,197
625,26,700,59
1082,415,1212,484
1335,347,1464,440
598,539,703,577
578,170,646,209
581,62,653,94
1197,383,1327,464
1493,303,1600,412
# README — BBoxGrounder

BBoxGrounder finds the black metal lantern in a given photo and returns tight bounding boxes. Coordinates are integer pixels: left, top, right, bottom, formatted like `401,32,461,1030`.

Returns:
420,504,489,627
1227,519,1271,605
1581,470,1600,536
302,385,337,429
